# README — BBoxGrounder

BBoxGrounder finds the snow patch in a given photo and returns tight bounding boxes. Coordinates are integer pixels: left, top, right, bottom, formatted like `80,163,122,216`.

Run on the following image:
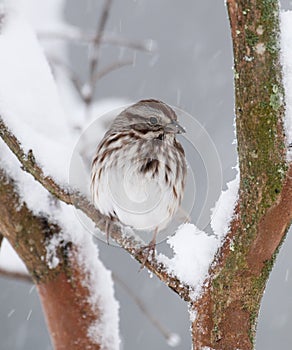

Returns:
0,7,74,184
255,42,266,55
43,227,121,349
76,233,120,350
158,169,239,299
211,169,239,239
280,10,292,160
45,234,63,269
189,308,197,323
0,7,121,348
16,0,65,30
158,224,218,296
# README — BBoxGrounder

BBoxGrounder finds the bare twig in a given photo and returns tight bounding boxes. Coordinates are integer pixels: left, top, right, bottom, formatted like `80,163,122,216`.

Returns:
87,0,113,106
37,1,155,110
0,259,180,345
103,35,156,52
114,273,179,344
47,55,84,101
38,30,156,53
90,0,112,77
47,56,132,103
0,253,178,345
0,267,31,283
92,59,133,84
0,116,191,302
0,257,178,345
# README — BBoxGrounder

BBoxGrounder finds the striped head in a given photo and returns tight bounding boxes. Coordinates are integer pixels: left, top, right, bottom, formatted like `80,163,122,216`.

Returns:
108,99,185,140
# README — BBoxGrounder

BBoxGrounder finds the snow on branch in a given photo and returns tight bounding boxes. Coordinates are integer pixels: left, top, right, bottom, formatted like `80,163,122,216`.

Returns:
0,6,195,301
158,170,239,300
0,7,122,348
0,118,72,203
0,5,243,307
281,10,292,161
158,224,218,298
0,112,192,300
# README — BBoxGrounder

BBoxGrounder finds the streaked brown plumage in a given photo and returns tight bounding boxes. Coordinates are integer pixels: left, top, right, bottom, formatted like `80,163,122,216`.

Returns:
91,99,187,261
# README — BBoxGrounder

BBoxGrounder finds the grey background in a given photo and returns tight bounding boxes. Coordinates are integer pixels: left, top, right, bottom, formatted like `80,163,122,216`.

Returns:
1,1,292,349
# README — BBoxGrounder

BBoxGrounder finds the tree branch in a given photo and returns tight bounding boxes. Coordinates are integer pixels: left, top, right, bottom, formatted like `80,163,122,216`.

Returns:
48,55,85,101
114,274,179,344
0,168,107,349
0,267,31,283
0,118,72,204
87,0,113,106
0,116,191,302
90,0,113,73
49,57,133,103
92,59,133,84
38,30,156,53
191,1,292,349
0,263,177,346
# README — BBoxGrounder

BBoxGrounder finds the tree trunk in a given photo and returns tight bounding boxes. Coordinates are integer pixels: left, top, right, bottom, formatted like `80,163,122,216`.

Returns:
0,169,104,349
38,255,101,350
191,1,292,349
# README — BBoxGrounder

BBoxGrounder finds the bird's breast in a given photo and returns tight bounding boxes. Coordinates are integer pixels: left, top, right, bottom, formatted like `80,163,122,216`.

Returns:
91,137,186,231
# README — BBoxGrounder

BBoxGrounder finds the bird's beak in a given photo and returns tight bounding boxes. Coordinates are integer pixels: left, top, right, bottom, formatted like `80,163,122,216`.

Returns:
164,120,186,134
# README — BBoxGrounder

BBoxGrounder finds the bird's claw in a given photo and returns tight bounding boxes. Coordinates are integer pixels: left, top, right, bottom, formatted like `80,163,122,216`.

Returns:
136,241,156,270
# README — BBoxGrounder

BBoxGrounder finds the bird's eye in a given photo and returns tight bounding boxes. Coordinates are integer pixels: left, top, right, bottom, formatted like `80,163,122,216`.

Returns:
150,117,158,125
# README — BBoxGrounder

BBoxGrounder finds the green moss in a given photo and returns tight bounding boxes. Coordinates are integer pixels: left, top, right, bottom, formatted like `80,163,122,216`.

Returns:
260,0,278,22
247,233,288,344
211,0,289,347
212,0,287,340
245,29,259,47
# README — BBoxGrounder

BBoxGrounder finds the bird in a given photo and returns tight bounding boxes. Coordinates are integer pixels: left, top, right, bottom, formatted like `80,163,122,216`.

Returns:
91,99,187,264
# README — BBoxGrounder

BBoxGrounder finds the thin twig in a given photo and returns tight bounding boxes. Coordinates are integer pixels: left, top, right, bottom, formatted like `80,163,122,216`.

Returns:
92,59,133,84
114,273,179,343
103,35,156,52
38,30,156,53
0,261,180,345
0,248,176,344
47,55,84,101
0,267,32,283
47,57,132,102
0,116,191,302
90,0,113,75
87,0,113,106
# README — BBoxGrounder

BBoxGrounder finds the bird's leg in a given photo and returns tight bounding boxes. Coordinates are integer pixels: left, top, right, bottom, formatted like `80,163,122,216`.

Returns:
105,217,111,244
177,206,191,224
139,227,158,269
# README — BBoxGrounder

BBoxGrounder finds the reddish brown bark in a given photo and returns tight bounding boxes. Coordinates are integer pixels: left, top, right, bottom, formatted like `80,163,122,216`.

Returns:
38,254,101,350
248,166,292,272
191,1,291,348
0,170,104,349
192,165,292,349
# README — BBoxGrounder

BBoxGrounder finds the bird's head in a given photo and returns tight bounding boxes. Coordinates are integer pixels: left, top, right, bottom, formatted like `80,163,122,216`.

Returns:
111,99,185,140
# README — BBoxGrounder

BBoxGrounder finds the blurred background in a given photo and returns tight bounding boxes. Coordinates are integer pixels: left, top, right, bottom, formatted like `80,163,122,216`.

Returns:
0,0,292,349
